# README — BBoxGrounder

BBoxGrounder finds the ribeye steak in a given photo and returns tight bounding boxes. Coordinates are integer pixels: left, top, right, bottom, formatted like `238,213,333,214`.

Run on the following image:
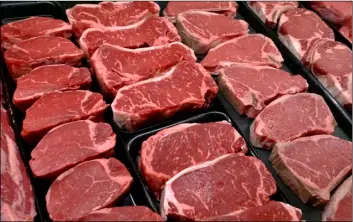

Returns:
309,1,352,26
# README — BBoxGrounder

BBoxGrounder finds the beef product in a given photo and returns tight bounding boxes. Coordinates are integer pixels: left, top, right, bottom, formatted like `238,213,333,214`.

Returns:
13,65,91,111
218,64,308,118
66,1,160,38
29,120,116,179
91,42,196,99
160,154,277,221
46,158,133,221
176,11,248,54
79,16,180,58
4,36,84,79
322,176,352,221
1,16,72,50
1,106,36,221
164,1,238,23
21,90,108,144
339,20,352,43
250,93,336,149
78,206,163,221
278,8,334,60
310,1,352,26
248,1,298,28
112,61,218,132
200,34,284,72
140,121,247,196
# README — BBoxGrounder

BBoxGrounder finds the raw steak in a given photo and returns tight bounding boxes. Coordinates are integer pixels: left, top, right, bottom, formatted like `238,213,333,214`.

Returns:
1,16,72,50
322,175,352,221
112,61,218,132
175,11,248,54
21,90,108,144
0,105,36,221
160,154,277,221
140,121,247,196
91,42,196,99
66,1,160,38
46,158,133,221
339,20,352,43
4,36,84,79
78,206,163,221
164,1,238,23
218,64,308,118
248,1,299,28
310,2,352,26
278,8,334,60
13,64,92,111
79,16,180,58
29,120,116,179
250,93,336,149
200,34,284,72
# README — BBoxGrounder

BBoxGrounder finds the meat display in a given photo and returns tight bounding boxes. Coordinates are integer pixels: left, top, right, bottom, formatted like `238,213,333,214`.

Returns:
112,61,218,132
1,16,72,50
29,120,116,179
160,154,277,221
278,8,335,60
250,93,336,149
66,1,160,37
46,158,133,221
309,1,352,26
270,135,352,206
200,34,284,72
4,36,84,79
91,42,196,99
13,64,92,111
79,16,180,58
21,90,108,144
175,11,248,54
217,64,308,118
140,121,247,196
339,19,352,43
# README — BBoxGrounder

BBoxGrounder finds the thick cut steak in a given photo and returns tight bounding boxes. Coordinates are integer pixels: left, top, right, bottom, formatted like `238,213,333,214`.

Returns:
176,11,248,54
66,1,160,38
218,64,308,118
79,16,180,58
200,34,283,72
278,8,334,60
21,90,108,144
160,154,277,221
91,42,196,99
310,2,352,26
13,64,91,111
0,106,36,221
78,206,163,221
29,120,116,179
1,16,72,50
322,176,352,221
250,93,336,149
270,135,352,206
46,158,133,221
112,61,218,132
4,36,84,79
248,1,298,28
140,121,247,196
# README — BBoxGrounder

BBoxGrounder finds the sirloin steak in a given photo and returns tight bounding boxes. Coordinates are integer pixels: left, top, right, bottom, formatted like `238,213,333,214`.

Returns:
1,16,72,50
160,154,277,221
270,135,352,206
310,1,352,26
176,11,248,54
140,121,247,196
250,93,336,149
91,42,196,100
218,64,308,118
13,64,91,111
4,36,84,79
29,120,116,179
112,61,218,132
21,90,108,144
46,158,133,221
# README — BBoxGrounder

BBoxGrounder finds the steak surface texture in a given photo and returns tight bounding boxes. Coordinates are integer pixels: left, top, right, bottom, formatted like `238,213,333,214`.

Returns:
310,1,352,26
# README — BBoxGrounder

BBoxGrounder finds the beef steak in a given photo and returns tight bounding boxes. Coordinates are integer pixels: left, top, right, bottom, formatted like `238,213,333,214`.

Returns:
339,19,352,43
46,158,133,221
310,1,352,26
112,61,218,132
